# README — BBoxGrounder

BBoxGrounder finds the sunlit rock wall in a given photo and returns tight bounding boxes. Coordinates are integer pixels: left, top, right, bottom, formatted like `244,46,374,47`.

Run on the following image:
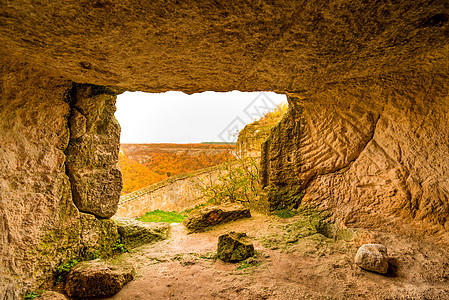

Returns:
115,166,222,218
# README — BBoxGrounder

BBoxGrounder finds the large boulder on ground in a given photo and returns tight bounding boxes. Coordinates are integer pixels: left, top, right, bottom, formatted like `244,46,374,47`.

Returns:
114,218,170,249
217,231,255,262
38,291,68,299
355,244,389,274
183,204,251,233
64,259,135,298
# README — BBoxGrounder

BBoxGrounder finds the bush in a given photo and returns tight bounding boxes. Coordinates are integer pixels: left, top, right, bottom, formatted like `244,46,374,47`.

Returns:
195,157,260,206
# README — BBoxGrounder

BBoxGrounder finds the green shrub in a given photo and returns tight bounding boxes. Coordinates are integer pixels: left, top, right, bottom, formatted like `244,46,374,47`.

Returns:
24,290,44,300
112,238,128,253
55,259,79,283
196,157,260,206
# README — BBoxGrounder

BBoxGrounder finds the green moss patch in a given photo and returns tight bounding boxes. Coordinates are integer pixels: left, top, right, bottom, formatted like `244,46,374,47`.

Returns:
260,209,357,254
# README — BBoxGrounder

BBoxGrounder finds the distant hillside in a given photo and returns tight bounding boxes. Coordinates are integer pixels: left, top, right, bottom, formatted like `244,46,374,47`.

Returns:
237,102,288,157
119,143,236,194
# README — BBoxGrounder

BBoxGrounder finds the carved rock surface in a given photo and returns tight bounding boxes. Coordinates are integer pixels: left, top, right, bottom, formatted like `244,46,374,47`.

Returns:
355,244,389,274
115,218,170,249
0,1,447,93
64,259,135,298
183,204,251,233
217,231,255,262
262,81,449,241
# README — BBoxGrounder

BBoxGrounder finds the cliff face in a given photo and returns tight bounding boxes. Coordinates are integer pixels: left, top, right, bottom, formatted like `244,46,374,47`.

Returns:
261,74,449,242
1,0,449,298
236,103,287,158
0,62,121,298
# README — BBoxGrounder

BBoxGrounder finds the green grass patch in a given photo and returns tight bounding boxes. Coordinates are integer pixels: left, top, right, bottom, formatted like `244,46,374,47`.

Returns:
184,203,207,214
137,209,186,223
274,209,297,218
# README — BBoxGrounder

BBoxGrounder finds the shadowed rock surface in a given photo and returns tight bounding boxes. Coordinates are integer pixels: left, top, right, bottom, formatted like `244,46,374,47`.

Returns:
64,259,135,298
0,0,448,298
115,218,170,249
217,231,255,262
183,204,252,233
66,84,122,219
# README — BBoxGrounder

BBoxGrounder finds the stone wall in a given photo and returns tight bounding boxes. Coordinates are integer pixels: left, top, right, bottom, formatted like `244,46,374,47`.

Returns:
115,166,223,218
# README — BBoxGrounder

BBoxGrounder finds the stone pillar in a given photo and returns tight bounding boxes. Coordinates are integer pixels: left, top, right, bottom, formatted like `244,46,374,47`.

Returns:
65,84,123,218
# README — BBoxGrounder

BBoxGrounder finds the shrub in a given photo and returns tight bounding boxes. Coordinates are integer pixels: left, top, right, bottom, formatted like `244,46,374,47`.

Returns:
55,259,79,283
195,157,260,206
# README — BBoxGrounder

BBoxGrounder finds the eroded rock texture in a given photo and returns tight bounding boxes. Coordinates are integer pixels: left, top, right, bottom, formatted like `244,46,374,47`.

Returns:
0,62,122,299
0,0,448,298
66,84,122,218
262,74,449,241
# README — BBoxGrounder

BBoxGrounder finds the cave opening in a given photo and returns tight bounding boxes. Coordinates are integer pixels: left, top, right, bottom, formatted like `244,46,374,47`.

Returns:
113,90,288,217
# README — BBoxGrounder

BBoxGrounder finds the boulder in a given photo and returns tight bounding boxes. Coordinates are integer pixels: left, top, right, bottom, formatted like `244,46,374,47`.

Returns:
355,244,389,274
38,291,68,299
64,259,135,298
217,231,255,262
183,204,251,233
114,218,170,249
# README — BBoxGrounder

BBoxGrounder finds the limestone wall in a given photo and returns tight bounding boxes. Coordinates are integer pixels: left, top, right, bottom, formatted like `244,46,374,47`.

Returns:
261,73,449,242
115,166,223,218
0,61,122,299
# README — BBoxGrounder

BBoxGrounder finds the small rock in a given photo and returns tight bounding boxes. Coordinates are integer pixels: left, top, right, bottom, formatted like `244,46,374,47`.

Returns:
64,259,135,298
38,291,68,299
115,218,170,249
355,244,389,274
217,231,255,262
183,204,251,233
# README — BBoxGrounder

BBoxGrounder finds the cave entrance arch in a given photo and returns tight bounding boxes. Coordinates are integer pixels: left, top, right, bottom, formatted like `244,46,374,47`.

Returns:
113,90,288,216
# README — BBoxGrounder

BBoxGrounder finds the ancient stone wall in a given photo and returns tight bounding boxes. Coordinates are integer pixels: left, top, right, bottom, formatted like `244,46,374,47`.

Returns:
115,166,223,218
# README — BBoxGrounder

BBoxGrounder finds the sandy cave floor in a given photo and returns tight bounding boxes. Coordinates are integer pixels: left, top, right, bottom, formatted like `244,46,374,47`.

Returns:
106,214,449,300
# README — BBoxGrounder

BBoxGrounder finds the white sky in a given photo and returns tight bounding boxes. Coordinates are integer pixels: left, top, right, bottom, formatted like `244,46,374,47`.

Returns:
115,91,287,144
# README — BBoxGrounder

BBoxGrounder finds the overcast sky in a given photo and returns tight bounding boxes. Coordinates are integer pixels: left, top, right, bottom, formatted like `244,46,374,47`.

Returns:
115,91,287,144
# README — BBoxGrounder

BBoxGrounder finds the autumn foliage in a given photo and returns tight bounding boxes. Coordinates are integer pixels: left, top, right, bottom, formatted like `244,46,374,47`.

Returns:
119,144,236,195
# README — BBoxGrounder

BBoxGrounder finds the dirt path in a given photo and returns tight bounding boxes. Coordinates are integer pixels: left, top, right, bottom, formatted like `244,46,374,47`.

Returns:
108,214,449,299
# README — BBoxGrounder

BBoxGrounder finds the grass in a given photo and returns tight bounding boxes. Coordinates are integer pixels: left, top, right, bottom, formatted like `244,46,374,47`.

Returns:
184,203,207,214
137,209,186,223
24,290,45,300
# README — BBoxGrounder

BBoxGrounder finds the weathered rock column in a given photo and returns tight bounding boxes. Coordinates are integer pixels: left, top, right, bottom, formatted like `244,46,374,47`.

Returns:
65,84,123,218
